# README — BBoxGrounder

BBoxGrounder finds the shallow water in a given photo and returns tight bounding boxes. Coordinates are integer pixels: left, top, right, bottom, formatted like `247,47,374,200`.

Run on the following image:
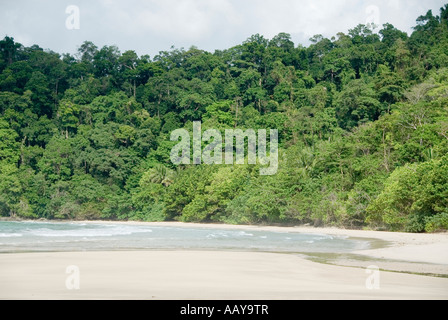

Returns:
0,221,371,254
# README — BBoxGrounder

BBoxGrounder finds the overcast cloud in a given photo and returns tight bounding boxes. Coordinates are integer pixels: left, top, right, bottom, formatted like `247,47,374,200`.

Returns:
0,0,446,58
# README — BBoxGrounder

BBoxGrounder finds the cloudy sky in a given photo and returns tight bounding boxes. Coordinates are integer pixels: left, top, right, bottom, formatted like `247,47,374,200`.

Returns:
1,0,446,58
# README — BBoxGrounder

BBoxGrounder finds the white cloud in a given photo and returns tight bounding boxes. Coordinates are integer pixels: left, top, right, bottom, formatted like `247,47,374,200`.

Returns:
0,0,446,57
95,0,242,41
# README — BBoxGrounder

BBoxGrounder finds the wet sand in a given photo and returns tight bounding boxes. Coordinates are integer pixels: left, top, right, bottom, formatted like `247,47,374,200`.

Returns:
0,221,447,300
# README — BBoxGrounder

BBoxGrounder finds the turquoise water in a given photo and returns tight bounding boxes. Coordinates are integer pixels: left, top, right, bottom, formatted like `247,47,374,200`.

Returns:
0,221,370,254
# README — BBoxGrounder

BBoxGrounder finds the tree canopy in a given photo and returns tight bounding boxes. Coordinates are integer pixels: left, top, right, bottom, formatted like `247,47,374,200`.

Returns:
1,5,448,232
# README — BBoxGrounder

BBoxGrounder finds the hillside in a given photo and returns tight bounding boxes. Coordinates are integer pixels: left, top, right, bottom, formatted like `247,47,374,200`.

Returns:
0,5,447,232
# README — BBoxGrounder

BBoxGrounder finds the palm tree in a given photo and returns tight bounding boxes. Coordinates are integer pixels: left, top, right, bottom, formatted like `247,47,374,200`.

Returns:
147,164,176,187
296,146,319,179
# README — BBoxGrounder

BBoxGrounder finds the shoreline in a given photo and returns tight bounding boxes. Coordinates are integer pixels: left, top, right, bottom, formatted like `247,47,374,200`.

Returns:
1,219,447,299
3,218,448,268
84,220,448,275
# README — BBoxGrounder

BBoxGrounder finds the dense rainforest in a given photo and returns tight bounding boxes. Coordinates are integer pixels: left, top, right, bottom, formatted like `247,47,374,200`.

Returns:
1,5,448,232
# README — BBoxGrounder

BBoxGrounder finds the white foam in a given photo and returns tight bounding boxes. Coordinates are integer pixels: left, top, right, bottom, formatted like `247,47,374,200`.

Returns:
29,226,153,238
236,231,254,237
0,233,22,238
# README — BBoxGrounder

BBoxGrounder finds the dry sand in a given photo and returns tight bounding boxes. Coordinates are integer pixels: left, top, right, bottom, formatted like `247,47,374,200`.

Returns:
0,221,447,300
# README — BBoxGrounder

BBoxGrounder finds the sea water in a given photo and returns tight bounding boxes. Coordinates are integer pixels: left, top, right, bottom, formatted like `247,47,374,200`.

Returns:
0,221,370,254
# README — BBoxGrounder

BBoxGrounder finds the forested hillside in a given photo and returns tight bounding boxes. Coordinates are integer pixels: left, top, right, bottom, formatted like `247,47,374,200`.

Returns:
1,6,447,232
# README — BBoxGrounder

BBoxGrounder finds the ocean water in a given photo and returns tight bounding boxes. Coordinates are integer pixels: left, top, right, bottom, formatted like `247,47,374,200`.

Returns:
0,221,370,254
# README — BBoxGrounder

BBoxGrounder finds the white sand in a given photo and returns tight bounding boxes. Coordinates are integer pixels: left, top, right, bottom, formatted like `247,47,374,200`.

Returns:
1,221,447,300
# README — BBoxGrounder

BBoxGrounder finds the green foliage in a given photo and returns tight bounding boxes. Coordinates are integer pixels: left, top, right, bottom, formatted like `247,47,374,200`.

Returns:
334,79,381,129
1,5,448,232
367,156,448,232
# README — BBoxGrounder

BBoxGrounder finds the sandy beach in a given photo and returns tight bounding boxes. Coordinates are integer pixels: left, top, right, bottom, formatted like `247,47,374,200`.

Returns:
0,221,447,300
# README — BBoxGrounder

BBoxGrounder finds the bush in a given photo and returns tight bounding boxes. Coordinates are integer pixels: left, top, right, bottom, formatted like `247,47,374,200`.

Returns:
425,211,448,233
367,156,448,232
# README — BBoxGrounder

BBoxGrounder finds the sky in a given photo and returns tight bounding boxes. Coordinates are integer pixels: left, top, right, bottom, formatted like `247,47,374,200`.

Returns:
0,0,446,58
